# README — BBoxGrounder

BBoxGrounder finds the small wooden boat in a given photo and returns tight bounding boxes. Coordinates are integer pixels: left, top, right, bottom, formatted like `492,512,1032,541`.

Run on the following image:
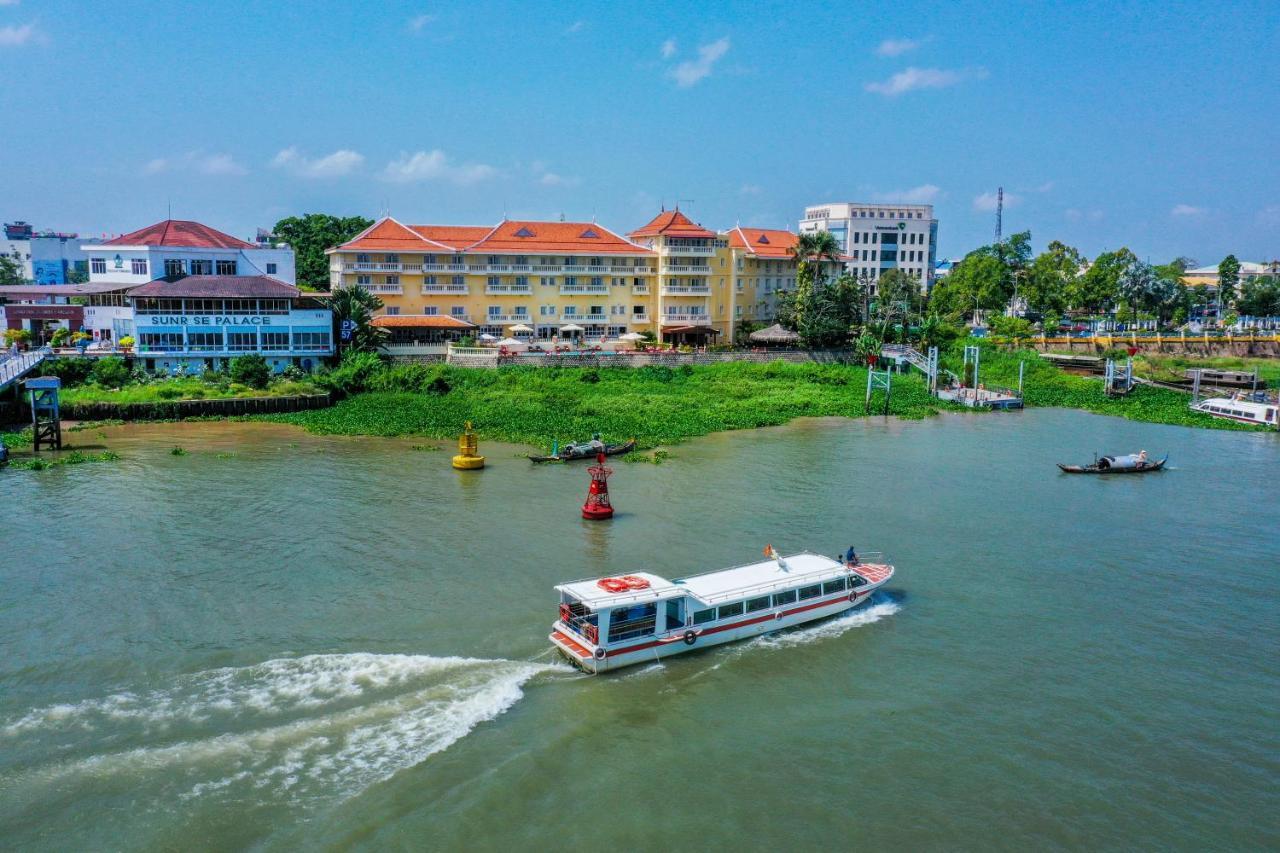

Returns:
528,438,636,463
1057,453,1168,474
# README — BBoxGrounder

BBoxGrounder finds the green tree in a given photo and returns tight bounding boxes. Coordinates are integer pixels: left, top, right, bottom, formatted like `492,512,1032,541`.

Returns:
1216,254,1241,310
1236,275,1280,317
89,356,131,387
785,231,847,347
1069,248,1136,315
229,353,272,389
1023,241,1083,316
324,285,386,354
272,214,373,290
0,254,24,285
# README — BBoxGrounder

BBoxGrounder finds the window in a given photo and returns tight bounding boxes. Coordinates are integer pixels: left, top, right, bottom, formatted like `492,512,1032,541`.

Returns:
746,596,771,613
515,275,528,287
139,331,183,351
186,330,223,351
227,331,257,351
665,599,685,631
451,306,466,317
773,590,797,607
387,253,399,264
718,602,744,619
386,306,400,315
266,263,277,275
563,306,576,316
488,306,502,318
215,260,236,275
423,306,438,315
799,584,822,601
91,258,107,274
514,306,529,317
292,330,331,351
540,305,556,316
384,275,399,285
608,603,657,642
131,258,148,275
190,259,213,275
488,275,500,287
357,275,372,286
261,331,290,350
164,258,185,278
590,276,603,287
356,253,369,263
692,608,717,626
822,578,848,596
451,275,465,286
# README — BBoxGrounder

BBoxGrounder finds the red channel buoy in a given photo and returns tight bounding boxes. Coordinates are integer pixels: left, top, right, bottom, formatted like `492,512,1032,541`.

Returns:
582,452,614,520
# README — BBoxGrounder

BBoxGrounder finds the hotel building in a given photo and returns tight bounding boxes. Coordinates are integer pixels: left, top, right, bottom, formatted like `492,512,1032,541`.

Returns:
328,212,825,348
799,202,938,292
81,219,296,289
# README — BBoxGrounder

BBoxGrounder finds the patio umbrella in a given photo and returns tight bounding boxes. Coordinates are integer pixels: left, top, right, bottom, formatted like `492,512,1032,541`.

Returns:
560,323,585,333
496,337,524,346
508,323,534,333
478,333,498,342
618,332,644,341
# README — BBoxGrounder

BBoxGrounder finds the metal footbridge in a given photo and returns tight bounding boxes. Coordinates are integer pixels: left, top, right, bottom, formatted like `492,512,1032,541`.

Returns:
880,344,939,392
0,347,53,393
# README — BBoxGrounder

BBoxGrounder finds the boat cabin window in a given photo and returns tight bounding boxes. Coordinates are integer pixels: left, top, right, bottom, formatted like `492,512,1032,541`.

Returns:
773,590,797,606
849,574,868,587
608,603,657,642
823,578,848,596
746,595,771,614
799,584,822,600
718,602,744,619
692,608,716,626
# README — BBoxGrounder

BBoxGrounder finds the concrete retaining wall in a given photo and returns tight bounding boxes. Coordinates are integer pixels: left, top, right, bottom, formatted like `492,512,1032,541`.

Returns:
390,349,863,369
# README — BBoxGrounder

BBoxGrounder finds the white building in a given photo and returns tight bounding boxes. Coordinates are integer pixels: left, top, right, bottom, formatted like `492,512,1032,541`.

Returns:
3,221,89,284
81,219,295,287
799,202,938,291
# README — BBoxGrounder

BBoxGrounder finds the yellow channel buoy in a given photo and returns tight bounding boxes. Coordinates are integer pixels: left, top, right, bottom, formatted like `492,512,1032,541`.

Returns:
452,421,485,469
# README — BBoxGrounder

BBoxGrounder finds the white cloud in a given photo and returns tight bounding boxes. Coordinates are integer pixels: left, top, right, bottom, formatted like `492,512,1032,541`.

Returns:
565,20,585,34
408,13,435,32
1065,208,1104,222
539,172,580,187
272,146,364,178
143,151,247,177
875,37,925,57
661,38,677,59
1170,204,1206,217
0,22,36,46
670,36,730,88
872,184,941,203
382,150,497,185
865,66,987,97
973,191,1019,212
739,184,763,196
0,0,22,6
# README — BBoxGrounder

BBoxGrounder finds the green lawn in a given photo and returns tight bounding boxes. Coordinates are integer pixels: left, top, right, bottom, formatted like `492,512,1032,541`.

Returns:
60,377,322,406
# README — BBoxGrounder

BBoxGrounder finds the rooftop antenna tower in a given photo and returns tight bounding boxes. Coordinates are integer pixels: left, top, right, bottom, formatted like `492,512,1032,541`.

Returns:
994,186,1003,244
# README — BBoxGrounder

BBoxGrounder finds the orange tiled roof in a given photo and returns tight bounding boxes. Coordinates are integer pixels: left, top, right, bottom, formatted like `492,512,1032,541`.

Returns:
408,225,492,248
728,227,799,259
629,209,716,239
371,314,476,329
336,218,457,252
101,219,255,249
467,220,650,256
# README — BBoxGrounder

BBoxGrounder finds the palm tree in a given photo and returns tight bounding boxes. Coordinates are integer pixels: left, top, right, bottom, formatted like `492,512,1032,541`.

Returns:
324,285,385,354
789,231,843,279
787,231,845,346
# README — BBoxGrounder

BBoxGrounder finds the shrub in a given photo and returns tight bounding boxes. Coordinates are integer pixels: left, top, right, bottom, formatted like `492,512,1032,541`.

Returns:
50,327,71,347
281,364,307,381
315,350,386,396
156,386,184,399
229,354,271,390
426,376,452,395
200,368,223,384
4,328,32,348
89,356,132,388
44,357,95,387
580,369,600,384
117,335,135,349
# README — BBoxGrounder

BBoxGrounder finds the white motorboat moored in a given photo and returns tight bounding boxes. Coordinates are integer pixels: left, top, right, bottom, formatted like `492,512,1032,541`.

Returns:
1191,393,1278,428
550,547,895,673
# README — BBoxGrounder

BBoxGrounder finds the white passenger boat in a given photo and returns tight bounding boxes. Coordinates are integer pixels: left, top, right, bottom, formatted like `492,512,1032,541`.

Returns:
550,547,895,673
1191,393,1278,428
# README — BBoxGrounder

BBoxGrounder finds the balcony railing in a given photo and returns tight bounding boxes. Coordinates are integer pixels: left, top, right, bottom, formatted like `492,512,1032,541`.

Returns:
422,284,469,294
662,285,711,295
344,262,422,272
560,285,609,294
665,265,711,274
665,245,716,255
662,313,710,324
485,285,532,294
632,285,650,295
630,314,650,323
485,314,532,323
367,285,403,294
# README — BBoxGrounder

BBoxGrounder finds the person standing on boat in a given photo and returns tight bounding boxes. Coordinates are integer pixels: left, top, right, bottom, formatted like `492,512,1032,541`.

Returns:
844,546,859,567
588,433,604,452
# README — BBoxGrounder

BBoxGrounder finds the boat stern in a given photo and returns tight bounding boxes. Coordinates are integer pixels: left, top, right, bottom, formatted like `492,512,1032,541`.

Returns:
550,625,601,673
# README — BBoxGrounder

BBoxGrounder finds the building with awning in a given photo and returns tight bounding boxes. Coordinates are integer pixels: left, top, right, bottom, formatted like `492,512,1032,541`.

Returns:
371,313,476,349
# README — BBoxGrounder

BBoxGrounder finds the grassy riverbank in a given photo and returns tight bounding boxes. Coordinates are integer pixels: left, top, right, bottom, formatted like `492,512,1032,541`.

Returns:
60,377,320,406
263,351,1266,447
269,362,942,448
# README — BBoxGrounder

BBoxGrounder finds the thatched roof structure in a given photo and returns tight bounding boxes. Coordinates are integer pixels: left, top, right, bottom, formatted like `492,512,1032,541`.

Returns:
748,324,800,345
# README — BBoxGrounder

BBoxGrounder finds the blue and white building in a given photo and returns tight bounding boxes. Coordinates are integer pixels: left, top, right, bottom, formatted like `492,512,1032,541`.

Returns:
799,202,939,291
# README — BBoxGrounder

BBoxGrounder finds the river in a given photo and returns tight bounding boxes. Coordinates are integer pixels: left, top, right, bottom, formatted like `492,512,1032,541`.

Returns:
1,410,1277,850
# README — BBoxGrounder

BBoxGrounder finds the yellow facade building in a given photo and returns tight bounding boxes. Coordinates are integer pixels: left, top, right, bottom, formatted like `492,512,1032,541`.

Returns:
327,211,814,347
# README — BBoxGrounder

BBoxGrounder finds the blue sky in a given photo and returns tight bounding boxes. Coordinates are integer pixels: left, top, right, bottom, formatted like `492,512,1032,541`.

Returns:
2,0,1277,264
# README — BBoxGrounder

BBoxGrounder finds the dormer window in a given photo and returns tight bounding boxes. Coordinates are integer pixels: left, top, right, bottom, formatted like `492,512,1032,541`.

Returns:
581,228,601,239
514,227,535,238
757,235,770,244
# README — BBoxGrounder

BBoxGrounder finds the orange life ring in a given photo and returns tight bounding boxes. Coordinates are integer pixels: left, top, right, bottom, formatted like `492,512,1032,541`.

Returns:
596,577,629,593
619,575,651,590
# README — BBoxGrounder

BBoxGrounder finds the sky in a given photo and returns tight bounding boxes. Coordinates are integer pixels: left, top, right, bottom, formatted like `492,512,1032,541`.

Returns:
1,0,1277,264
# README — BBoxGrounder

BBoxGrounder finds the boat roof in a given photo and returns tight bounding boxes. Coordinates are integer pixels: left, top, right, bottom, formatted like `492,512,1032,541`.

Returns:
557,552,850,608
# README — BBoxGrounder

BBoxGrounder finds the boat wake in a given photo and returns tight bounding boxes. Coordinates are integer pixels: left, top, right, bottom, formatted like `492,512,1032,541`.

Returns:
755,597,901,649
0,653,563,809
